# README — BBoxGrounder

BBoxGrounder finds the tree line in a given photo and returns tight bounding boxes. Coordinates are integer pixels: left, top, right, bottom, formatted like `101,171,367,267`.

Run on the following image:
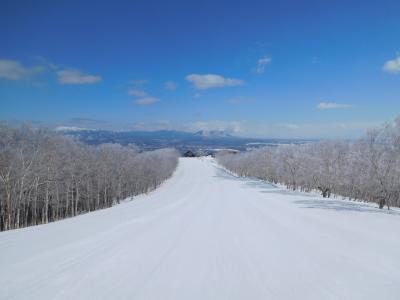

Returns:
217,118,400,209
0,125,179,231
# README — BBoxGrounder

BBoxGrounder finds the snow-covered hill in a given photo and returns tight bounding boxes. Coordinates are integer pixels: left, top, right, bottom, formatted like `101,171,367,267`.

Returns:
1,158,399,300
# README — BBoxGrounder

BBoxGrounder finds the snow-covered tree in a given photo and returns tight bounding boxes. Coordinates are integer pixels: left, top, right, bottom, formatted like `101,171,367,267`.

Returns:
217,118,400,209
0,124,179,231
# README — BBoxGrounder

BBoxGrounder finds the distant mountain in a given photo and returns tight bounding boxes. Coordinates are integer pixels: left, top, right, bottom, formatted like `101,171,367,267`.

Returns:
55,126,89,132
58,128,312,153
193,130,234,138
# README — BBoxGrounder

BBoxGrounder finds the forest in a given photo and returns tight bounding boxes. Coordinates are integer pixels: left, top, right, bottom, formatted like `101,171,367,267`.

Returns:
0,125,179,231
217,118,400,209
2,117,399,232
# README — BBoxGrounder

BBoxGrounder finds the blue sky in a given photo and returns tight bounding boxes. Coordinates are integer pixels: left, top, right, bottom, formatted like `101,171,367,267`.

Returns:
1,0,399,138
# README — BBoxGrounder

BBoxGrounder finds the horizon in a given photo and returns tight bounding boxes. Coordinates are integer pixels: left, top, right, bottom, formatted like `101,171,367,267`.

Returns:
0,120,357,141
1,0,400,139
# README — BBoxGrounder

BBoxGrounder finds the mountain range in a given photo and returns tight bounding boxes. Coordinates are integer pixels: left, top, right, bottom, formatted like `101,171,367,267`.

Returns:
57,127,312,153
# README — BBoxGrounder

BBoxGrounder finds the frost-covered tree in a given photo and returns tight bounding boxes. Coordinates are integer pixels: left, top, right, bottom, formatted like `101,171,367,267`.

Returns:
217,118,400,209
0,125,179,231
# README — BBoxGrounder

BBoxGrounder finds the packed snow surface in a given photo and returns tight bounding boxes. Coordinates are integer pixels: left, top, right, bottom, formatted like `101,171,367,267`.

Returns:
1,157,400,300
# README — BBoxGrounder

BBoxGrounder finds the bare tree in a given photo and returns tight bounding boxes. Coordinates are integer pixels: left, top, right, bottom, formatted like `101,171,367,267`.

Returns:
217,117,400,209
0,125,179,231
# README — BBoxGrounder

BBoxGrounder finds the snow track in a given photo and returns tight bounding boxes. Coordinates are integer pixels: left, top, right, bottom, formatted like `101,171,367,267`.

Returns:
1,157,400,300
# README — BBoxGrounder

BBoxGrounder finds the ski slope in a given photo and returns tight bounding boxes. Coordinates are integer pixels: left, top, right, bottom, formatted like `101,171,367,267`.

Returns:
1,157,400,300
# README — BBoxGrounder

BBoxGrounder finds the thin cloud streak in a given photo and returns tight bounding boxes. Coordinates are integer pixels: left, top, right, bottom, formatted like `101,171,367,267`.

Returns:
133,97,160,105
186,74,244,90
255,56,271,74
128,89,147,96
57,69,102,84
317,102,353,110
0,59,45,80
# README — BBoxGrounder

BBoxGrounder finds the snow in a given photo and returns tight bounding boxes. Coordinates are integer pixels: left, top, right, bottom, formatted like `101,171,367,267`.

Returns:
1,157,400,300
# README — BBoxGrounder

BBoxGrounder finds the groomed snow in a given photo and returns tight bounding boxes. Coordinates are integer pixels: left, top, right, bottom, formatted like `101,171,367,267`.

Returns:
1,157,400,300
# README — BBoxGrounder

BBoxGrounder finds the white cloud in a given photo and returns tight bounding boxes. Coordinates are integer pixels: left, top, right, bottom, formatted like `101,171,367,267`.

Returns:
186,74,244,90
164,81,177,91
57,69,102,84
128,89,147,97
383,54,400,74
317,102,353,110
128,81,159,105
133,97,160,105
17,57,102,85
255,56,271,74
0,59,44,80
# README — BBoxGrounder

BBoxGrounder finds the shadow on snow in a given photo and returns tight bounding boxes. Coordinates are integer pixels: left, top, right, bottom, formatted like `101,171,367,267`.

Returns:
293,198,400,216
213,161,400,216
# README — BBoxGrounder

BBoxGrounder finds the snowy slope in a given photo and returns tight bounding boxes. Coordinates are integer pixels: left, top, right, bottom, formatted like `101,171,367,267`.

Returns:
1,157,400,300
